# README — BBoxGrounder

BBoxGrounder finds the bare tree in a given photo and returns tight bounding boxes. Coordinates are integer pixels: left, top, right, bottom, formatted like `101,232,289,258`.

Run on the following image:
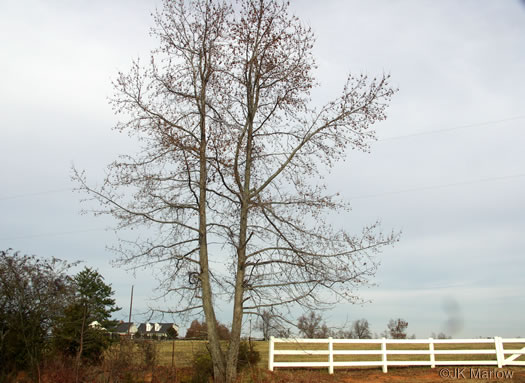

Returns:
431,332,451,339
74,0,397,381
297,311,329,339
297,311,322,338
332,318,370,339
387,318,409,339
276,327,292,338
255,310,274,340
333,328,354,339
256,309,291,340
352,319,372,339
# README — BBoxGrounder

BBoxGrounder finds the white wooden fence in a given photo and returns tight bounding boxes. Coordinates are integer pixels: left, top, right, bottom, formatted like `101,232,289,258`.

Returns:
268,336,525,373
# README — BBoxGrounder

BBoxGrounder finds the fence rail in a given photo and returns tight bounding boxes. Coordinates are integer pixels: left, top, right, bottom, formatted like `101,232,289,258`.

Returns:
268,336,525,373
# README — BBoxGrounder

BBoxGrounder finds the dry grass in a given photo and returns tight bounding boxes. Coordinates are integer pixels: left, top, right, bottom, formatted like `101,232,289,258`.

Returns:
156,339,210,368
152,339,525,369
98,339,525,382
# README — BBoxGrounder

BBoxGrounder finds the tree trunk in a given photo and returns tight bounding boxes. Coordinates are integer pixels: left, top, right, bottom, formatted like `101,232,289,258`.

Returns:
225,231,247,382
197,102,227,381
75,304,87,383
225,110,255,382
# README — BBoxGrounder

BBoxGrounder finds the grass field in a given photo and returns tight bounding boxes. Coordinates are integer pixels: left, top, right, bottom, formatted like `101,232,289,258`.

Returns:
103,340,525,382
153,339,525,370
153,340,270,368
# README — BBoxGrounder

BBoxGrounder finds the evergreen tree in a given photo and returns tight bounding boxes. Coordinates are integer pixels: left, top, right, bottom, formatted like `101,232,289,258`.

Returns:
53,267,120,364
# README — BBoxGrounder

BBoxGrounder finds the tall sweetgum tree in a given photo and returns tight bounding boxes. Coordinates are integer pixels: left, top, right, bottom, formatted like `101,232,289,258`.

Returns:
75,1,397,381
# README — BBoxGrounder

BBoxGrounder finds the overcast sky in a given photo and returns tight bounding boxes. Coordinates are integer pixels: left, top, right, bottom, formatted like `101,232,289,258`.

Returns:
1,0,524,338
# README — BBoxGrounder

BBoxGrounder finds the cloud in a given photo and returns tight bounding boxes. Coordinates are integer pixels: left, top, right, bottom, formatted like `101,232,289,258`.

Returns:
1,0,523,335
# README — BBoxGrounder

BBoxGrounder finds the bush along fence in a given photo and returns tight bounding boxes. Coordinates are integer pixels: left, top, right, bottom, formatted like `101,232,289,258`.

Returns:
268,336,525,373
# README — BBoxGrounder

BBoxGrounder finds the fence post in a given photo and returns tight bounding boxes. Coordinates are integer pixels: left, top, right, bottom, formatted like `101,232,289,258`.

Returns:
495,336,504,368
429,338,436,368
381,338,388,373
328,337,334,374
268,336,275,371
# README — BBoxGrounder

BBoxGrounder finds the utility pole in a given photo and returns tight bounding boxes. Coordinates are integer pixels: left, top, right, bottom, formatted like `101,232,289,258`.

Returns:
128,285,134,337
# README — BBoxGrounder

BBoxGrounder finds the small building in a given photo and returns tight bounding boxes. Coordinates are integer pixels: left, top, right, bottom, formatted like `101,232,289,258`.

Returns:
113,321,138,336
111,321,178,338
89,321,106,330
137,322,179,338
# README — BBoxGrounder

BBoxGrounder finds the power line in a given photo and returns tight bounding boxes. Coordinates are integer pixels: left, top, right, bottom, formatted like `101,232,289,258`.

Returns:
1,172,524,242
349,173,525,200
378,115,525,142
0,116,523,202
0,187,74,201
0,228,109,242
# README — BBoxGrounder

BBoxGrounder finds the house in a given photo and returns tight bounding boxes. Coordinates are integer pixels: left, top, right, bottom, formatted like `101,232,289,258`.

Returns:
136,322,179,338
89,321,106,330
113,321,138,336
111,321,178,338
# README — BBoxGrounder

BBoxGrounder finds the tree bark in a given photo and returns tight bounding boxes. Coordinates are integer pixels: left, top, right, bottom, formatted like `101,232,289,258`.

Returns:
75,2,398,382
197,78,227,380
75,304,87,383
225,98,256,381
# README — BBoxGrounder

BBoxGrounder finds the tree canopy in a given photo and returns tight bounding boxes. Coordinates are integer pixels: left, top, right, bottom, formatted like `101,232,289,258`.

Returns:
297,311,329,339
53,267,120,364
73,267,120,328
0,249,74,379
387,318,409,339
74,0,397,381
185,319,230,340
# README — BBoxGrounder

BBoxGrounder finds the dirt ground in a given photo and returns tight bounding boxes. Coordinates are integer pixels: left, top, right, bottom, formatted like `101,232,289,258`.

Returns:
257,367,525,383
27,365,525,382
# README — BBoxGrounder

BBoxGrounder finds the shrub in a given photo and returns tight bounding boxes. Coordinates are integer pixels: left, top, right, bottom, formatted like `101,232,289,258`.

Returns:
237,340,260,371
137,340,157,370
191,350,214,383
189,340,260,382
101,337,141,383
0,250,74,379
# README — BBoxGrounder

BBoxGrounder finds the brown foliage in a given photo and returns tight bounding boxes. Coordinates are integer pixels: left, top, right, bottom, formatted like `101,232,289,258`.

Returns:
387,318,409,339
185,320,231,340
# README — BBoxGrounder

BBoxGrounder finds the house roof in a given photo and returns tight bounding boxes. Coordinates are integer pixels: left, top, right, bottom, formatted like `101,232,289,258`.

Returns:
114,322,135,333
137,322,178,334
112,322,178,334
89,321,106,330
